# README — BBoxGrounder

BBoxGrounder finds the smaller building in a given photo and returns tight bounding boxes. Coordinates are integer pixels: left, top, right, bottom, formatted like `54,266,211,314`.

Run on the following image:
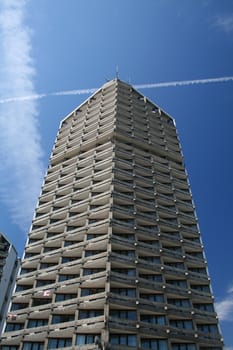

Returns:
0,233,20,335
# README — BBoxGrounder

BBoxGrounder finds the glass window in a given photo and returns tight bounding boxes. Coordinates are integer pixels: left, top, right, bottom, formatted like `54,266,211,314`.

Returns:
112,268,136,276
27,319,48,328
172,344,196,350
5,323,23,331
140,294,164,303
197,324,218,333
200,348,222,350
2,346,19,350
110,334,137,346
47,338,72,349
15,285,32,292
191,284,210,293
36,280,54,287
52,314,74,324
59,274,78,281
80,288,104,296
170,320,193,330
22,343,44,350
166,279,187,288
55,293,76,301
83,268,104,276
114,250,135,257
193,303,214,312
141,315,166,325
140,274,163,282
10,303,28,310
110,310,137,320
141,339,168,350
32,298,51,306
61,256,77,263
78,310,103,319
168,299,190,308
76,334,99,345
111,288,136,297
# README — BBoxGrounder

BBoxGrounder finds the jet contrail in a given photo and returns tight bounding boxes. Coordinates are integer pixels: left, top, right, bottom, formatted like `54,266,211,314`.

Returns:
0,76,232,104
134,75,233,89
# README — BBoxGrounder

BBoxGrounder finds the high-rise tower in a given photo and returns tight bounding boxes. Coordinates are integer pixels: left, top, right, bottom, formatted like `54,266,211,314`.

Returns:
1,79,223,349
0,232,20,335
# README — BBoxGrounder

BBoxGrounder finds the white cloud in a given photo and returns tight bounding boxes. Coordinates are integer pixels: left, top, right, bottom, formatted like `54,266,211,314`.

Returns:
0,0,44,231
214,13,233,34
215,285,233,322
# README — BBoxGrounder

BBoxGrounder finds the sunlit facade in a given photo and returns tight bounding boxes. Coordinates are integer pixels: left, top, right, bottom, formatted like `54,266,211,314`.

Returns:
1,79,223,349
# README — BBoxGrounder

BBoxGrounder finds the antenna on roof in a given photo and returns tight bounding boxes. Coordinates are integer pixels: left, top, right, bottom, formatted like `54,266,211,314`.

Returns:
115,65,119,79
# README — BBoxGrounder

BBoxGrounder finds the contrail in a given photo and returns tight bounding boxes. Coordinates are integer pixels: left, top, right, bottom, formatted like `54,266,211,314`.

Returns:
0,76,232,104
134,75,233,89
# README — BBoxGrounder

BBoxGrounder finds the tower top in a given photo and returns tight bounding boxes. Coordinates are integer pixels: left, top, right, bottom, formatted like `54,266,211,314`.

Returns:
60,78,174,126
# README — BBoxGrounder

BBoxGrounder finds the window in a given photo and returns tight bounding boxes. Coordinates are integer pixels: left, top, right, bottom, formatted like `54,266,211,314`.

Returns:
40,263,57,269
52,314,74,324
36,280,54,287
172,343,196,350
15,285,32,292
188,267,206,274
114,250,135,257
117,233,135,240
200,348,222,350
197,324,218,333
64,241,75,246
22,343,44,350
166,279,187,288
85,250,103,257
87,234,99,240
170,320,193,330
32,298,51,306
141,256,160,263
20,268,35,274
83,268,104,276
44,247,58,252
168,299,190,308
59,274,79,281
140,274,163,282
5,323,23,332
193,303,214,312
191,284,210,293
61,256,77,263
27,319,48,328
140,294,164,303
10,303,28,310
80,288,104,296
111,288,136,297
141,339,168,350
110,334,137,346
2,347,19,350
55,293,77,301
110,310,137,320
164,262,184,269
47,338,72,349
76,334,99,345
112,268,136,276
141,315,166,325
79,310,103,319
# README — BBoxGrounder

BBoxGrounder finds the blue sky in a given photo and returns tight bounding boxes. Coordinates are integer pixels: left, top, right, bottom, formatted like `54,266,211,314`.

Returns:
0,0,233,346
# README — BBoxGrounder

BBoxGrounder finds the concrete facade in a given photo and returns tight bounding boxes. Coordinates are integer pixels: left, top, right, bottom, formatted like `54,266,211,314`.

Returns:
0,233,19,335
1,79,223,349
